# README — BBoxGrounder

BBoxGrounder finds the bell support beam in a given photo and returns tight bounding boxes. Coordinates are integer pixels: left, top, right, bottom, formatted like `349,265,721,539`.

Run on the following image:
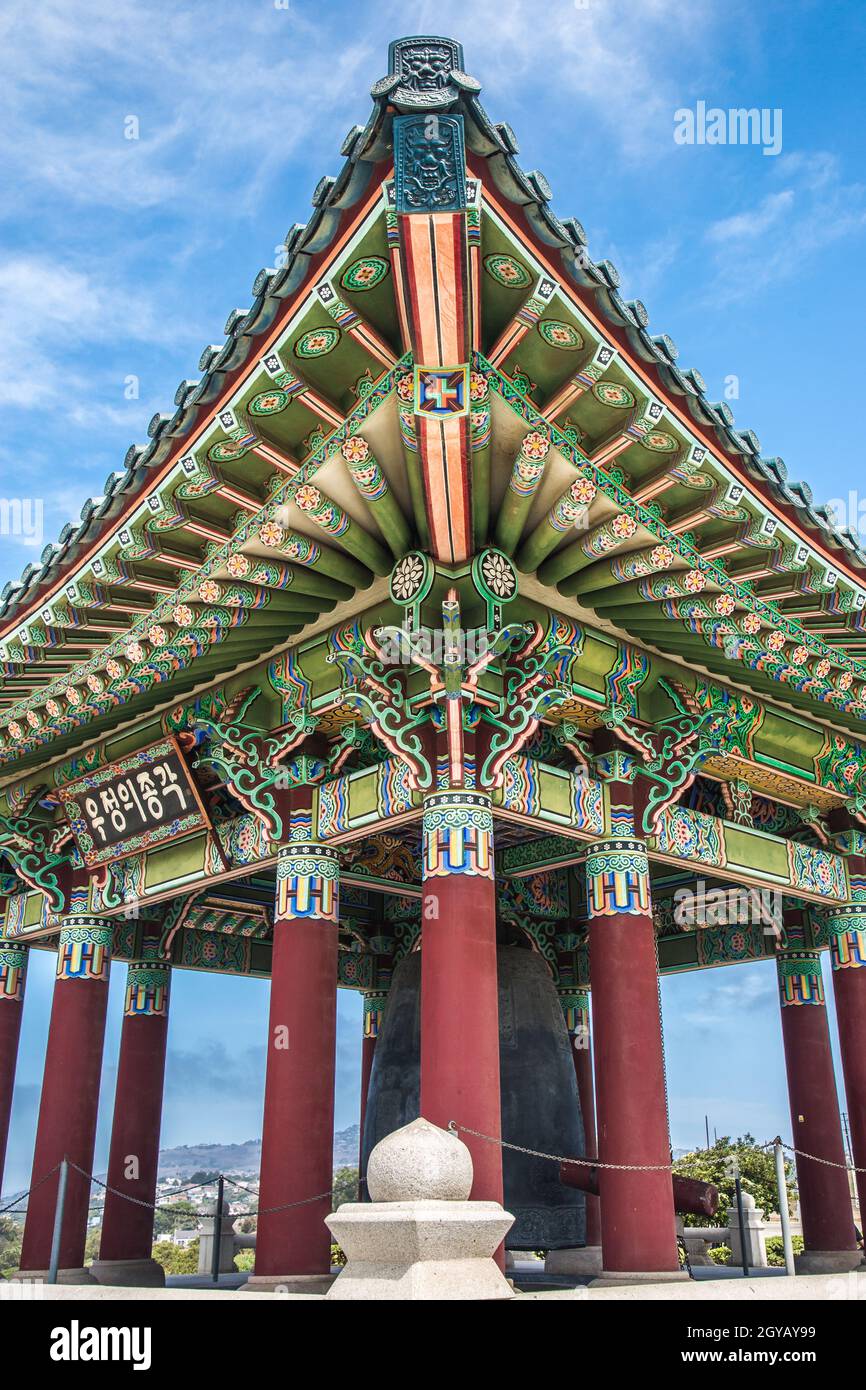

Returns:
91,933,171,1287
776,910,860,1273
17,915,114,1281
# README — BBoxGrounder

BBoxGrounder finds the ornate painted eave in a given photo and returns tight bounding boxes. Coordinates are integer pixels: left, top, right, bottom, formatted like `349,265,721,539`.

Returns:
3,34,866,776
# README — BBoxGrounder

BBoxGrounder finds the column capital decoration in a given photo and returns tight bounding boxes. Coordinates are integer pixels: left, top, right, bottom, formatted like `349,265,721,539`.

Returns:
124,948,171,1017
422,789,493,879
362,991,389,1037
777,949,825,1006
557,988,590,1036
275,841,339,924
192,686,319,842
600,677,732,837
585,838,650,918
57,915,113,981
822,904,866,971
0,939,28,1002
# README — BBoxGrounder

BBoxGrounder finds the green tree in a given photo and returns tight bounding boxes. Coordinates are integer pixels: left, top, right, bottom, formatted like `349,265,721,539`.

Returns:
673,1134,793,1226
0,1216,22,1279
152,1237,200,1275
153,1199,201,1236
332,1167,359,1209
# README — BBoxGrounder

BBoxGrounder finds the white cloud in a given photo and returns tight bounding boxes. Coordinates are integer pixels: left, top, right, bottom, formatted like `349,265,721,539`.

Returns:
706,189,795,243
0,0,375,218
702,152,866,301
0,256,186,409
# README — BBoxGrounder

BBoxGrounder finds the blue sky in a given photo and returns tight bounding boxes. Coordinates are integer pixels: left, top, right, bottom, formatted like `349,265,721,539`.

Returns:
2,0,866,1190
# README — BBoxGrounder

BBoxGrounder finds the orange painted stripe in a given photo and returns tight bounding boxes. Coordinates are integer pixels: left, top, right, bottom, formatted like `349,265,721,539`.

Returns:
419,418,451,558
432,214,461,363
489,320,528,367
442,415,471,562
401,216,440,362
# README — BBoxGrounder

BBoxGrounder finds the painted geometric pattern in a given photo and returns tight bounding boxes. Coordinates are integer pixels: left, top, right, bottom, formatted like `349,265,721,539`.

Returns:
0,945,27,1002
585,840,650,917
787,841,847,901
653,806,726,867
363,992,388,1037
499,756,603,834
498,868,569,921
57,919,113,981
180,932,250,974
317,759,415,839
124,961,170,1017
824,909,866,970
275,844,339,923
778,952,825,1007
423,792,493,879
696,923,767,968
558,990,590,1034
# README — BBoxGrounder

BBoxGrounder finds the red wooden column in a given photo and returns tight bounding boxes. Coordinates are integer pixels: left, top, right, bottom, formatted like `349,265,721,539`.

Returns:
248,790,339,1292
18,917,113,1280
560,988,601,1248
420,788,503,1206
0,937,28,1193
826,906,866,1225
91,936,170,1286
585,838,681,1279
358,992,386,1183
777,942,860,1271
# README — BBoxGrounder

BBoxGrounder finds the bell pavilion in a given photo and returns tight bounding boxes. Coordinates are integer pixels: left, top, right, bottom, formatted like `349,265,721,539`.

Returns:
1,35,865,1290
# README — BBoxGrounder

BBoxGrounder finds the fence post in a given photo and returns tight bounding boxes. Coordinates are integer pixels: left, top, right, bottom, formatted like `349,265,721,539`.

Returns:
774,1138,796,1276
734,1172,749,1276
47,1159,69,1286
211,1175,224,1284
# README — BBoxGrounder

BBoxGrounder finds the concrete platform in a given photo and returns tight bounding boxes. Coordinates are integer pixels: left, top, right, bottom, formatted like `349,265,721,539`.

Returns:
8,1268,863,1301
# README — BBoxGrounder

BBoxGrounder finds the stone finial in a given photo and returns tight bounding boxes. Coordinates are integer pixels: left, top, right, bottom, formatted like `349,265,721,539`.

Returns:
366,1117,473,1202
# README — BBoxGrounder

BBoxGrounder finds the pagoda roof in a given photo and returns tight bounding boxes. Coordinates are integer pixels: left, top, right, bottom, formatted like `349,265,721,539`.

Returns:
2,34,866,774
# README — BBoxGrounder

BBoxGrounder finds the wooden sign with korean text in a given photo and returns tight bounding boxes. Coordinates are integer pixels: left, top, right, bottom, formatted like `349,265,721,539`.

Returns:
58,737,210,868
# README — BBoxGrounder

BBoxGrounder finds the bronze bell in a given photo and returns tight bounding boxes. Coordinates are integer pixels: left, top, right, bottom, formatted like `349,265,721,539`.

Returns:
361,942,586,1250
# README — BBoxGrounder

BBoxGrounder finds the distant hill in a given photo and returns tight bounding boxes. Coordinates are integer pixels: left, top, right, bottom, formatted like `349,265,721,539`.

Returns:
157,1125,360,1178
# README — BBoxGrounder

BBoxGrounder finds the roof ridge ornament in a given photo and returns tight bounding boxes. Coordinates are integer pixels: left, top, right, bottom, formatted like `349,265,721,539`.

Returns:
372,36,480,112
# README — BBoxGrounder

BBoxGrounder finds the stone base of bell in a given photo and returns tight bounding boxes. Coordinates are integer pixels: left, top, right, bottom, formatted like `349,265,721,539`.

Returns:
240,1272,335,1295
89,1258,165,1287
11,1267,96,1285
545,1245,602,1277
325,1200,515,1300
590,1268,691,1287
795,1249,864,1275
